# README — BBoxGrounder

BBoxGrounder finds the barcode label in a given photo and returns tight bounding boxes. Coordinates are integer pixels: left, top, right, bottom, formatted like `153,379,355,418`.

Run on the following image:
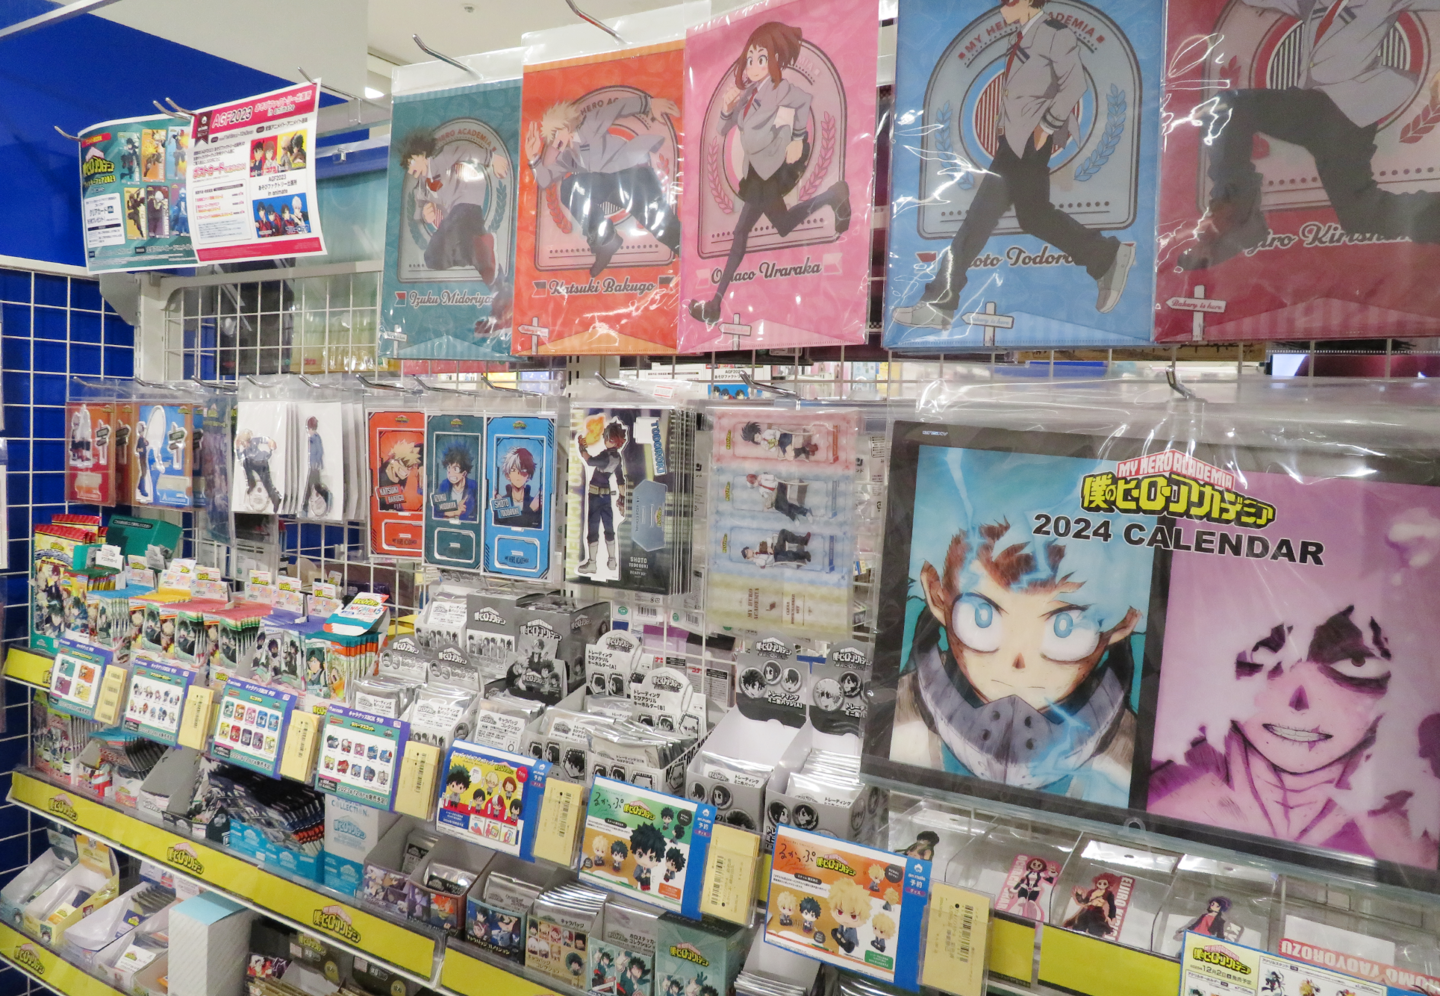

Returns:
923,883,990,996
956,903,974,962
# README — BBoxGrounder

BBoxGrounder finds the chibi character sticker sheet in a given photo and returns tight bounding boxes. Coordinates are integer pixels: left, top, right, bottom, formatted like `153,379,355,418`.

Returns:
381,78,521,369
1154,0,1440,342
425,412,486,569
78,113,195,273
484,414,556,579
677,0,878,352
436,741,550,859
884,0,1160,350
514,42,686,355
708,408,859,637
133,404,193,508
578,777,715,916
66,401,115,505
369,409,427,557
765,825,929,988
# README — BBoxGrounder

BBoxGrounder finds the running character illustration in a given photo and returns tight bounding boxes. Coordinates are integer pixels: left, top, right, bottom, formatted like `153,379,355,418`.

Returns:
892,0,1136,331
576,421,627,574
400,128,509,302
235,427,282,512
1177,0,1440,270
688,21,852,326
526,91,682,276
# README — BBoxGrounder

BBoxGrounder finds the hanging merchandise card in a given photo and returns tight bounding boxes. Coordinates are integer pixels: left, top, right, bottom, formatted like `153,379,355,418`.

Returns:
369,409,427,557
48,640,114,721
766,825,929,989
567,408,682,594
317,705,409,810
210,677,296,778
132,404,193,508
578,777,715,917
436,741,551,858
78,113,196,272
883,0,1160,351
233,401,289,515
297,402,345,522
122,658,193,746
483,414,555,579
198,397,234,545
708,408,859,637
66,401,116,505
114,402,138,505
513,42,685,356
425,412,486,570
1154,0,1440,342
381,78,521,368
1179,932,1385,996
1143,462,1440,870
188,82,325,263
677,0,878,352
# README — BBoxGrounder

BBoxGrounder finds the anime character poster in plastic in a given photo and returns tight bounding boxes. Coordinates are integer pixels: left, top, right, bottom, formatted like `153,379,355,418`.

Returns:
380,79,521,370
65,401,115,505
866,423,1160,808
369,410,426,558
1143,467,1440,870
133,404,193,508
676,0,878,352
232,403,287,515
1154,0,1440,342
199,397,234,544
483,414,555,579
567,408,677,594
425,412,485,570
513,42,685,355
708,408,859,638
883,0,1160,350
78,113,196,273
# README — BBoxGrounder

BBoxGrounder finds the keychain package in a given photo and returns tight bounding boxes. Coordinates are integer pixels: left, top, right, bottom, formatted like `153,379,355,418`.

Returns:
133,402,192,508
514,9,700,355
1154,0,1440,342
426,411,487,569
483,413,556,578
883,0,1161,350
677,0,878,352
567,407,694,594
707,407,859,637
369,407,427,557
381,71,521,368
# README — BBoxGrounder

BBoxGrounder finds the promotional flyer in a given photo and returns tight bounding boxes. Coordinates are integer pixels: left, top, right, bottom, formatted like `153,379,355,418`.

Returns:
188,82,325,263
514,42,686,355
883,0,1161,350
78,112,196,272
677,0,878,352
381,78,521,368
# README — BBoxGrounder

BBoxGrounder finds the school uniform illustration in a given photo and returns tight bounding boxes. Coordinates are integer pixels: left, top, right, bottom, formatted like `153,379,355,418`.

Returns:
892,0,1136,329
1178,0,1440,269
237,429,282,511
527,93,682,277
403,135,505,284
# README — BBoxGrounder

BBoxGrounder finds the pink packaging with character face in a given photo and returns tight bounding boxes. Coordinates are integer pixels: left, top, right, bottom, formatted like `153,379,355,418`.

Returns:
678,0,878,352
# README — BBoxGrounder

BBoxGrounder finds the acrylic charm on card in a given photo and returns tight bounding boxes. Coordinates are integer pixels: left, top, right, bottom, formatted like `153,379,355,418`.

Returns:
483,414,555,579
426,413,485,570
134,404,192,508
677,0,878,352
369,410,427,558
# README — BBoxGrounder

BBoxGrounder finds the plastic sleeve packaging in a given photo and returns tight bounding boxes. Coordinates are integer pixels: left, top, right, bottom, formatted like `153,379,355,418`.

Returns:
883,0,1161,350
863,376,1440,884
1154,0,1440,342
677,0,879,352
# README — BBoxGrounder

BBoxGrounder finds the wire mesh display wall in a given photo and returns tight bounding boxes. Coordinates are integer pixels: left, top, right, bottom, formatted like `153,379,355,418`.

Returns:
0,262,136,996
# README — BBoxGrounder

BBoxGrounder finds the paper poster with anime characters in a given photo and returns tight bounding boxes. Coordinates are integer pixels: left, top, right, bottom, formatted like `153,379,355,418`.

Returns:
483,414,555,579
1155,0,1440,342
1145,469,1440,870
677,0,877,352
708,407,860,638
381,78,520,368
514,42,685,355
765,825,928,988
369,409,426,557
867,424,1159,807
77,113,197,272
884,0,1159,351
66,401,115,505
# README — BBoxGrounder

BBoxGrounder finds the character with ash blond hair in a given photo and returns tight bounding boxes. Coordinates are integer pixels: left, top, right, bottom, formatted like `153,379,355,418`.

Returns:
826,879,873,955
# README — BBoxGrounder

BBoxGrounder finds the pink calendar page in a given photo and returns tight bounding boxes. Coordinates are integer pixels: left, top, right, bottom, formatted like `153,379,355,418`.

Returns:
677,0,878,353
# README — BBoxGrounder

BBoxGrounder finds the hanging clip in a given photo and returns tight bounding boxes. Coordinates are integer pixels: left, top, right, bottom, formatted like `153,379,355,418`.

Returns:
190,375,236,393
1166,367,1199,401
593,371,640,394
481,372,522,394
356,373,418,394
412,34,480,76
739,371,798,399
297,373,321,389
54,126,83,143
414,375,466,394
163,98,197,118
564,0,625,45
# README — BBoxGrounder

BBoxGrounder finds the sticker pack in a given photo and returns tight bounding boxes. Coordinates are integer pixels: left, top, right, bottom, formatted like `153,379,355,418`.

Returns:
316,705,408,810
209,677,296,778
578,777,714,917
707,408,859,637
514,42,686,355
122,658,193,746
381,78,521,368
47,640,113,721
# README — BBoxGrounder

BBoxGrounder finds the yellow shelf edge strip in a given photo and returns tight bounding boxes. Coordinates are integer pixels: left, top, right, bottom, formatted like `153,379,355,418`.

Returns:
1038,924,1180,996
441,945,563,996
0,921,127,996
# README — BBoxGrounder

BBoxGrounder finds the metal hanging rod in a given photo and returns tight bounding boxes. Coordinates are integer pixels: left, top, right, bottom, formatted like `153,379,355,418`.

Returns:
164,98,197,117
54,125,82,143
739,370,798,399
594,371,640,394
564,0,625,44
0,0,126,42
297,67,384,109
412,34,480,76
